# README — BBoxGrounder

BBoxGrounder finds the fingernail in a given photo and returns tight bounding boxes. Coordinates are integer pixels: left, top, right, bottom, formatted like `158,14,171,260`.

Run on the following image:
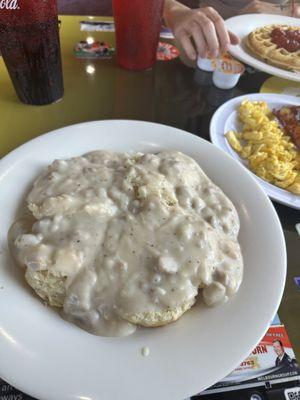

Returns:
190,52,196,60
208,51,217,59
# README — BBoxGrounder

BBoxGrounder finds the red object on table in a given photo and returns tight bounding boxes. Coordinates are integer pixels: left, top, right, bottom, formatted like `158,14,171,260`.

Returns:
156,42,179,61
0,0,64,105
112,0,164,70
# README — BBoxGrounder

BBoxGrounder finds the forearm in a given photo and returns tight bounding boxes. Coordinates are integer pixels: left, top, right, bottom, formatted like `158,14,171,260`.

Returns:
163,0,190,30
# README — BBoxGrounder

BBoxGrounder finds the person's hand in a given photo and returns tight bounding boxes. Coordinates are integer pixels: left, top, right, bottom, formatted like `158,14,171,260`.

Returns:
239,1,300,17
164,2,239,60
239,0,285,14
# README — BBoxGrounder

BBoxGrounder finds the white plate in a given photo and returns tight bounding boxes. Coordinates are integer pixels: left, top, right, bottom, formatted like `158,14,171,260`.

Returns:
0,120,286,400
210,93,300,210
225,14,300,82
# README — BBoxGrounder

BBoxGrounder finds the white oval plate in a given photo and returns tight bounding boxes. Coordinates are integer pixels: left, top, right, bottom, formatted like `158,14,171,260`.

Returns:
210,93,300,210
0,120,286,400
225,14,300,82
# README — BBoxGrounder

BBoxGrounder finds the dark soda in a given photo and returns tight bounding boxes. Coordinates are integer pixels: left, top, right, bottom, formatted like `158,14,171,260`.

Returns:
112,0,164,71
0,0,64,105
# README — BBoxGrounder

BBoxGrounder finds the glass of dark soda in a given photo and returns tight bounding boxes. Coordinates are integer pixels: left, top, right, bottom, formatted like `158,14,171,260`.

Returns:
0,0,64,105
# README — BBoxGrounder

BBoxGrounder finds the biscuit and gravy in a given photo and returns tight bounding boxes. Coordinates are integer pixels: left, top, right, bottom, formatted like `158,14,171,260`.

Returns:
8,150,243,337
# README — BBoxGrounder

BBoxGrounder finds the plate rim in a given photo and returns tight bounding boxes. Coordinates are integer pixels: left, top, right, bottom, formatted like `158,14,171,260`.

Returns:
0,119,287,400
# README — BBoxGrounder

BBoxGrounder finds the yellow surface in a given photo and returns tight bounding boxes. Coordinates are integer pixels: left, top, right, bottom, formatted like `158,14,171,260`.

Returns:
0,16,181,158
260,76,300,96
0,16,117,157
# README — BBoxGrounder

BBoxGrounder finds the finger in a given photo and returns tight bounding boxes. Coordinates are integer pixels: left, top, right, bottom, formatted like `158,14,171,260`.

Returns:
203,7,230,53
229,30,240,45
261,1,278,5
189,22,207,58
260,2,279,11
196,15,219,57
178,30,197,60
268,4,282,11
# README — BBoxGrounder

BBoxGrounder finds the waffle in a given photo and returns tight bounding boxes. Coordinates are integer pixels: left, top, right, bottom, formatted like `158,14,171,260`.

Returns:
246,24,300,72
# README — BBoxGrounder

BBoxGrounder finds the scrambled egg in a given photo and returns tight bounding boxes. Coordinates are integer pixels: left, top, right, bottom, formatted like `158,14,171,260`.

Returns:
225,100,300,195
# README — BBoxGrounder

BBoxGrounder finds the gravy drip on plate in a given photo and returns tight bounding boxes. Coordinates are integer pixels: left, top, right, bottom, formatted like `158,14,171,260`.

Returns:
10,151,243,337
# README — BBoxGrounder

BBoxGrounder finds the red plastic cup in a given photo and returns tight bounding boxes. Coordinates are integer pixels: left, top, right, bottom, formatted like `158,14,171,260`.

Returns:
0,0,64,105
112,0,164,71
